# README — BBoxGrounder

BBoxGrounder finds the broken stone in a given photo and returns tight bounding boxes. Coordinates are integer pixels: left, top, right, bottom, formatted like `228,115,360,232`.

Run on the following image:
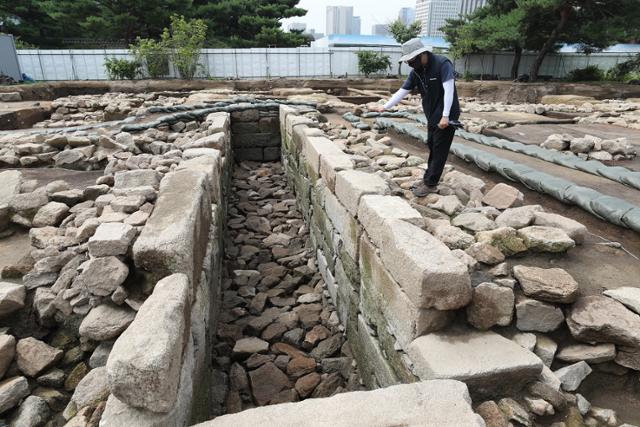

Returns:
466,282,514,330
554,361,592,391
533,212,587,244
567,296,640,348
233,337,269,357
497,398,531,426
79,303,136,341
495,205,543,229
476,227,527,256
88,222,136,257
71,366,109,410
451,212,497,232
74,257,129,297
16,337,64,377
8,395,50,426
603,287,640,315
32,202,70,227
0,376,30,414
513,265,579,303
248,362,290,406
517,226,575,253
556,344,616,364
0,282,26,317
516,296,564,333
465,242,505,265
0,335,16,379
482,183,524,210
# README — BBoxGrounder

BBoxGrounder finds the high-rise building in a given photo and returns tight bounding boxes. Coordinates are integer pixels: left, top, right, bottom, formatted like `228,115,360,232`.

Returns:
398,7,416,25
326,6,354,35
371,24,391,36
459,0,487,16
351,16,361,35
288,22,307,32
415,0,461,37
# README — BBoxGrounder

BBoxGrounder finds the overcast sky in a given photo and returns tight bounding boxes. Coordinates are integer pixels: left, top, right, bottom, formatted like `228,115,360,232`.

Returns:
281,0,416,36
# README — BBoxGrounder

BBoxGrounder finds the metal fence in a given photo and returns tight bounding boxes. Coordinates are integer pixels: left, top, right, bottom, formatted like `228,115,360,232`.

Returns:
16,47,639,81
1,34,22,81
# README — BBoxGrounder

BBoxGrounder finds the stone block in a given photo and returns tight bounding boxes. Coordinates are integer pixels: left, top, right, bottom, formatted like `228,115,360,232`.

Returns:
263,147,281,161
323,188,360,259
0,170,22,206
319,152,353,192
359,236,452,348
133,169,211,288
181,133,226,151
88,223,136,257
182,148,222,161
234,148,264,161
193,380,483,427
303,136,345,176
114,170,160,190
101,333,197,426
335,170,388,216
205,112,230,134
355,315,400,389
376,219,471,310
107,274,190,413
177,151,223,204
357,195,423,249
407,328,543,398
231,108,259,122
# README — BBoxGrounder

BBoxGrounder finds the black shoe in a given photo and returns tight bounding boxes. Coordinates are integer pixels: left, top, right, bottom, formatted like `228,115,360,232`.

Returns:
412,183,438,197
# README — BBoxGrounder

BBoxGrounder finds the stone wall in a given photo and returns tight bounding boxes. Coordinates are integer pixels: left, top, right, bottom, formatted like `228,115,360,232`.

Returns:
0,111,231,426
99,113,232,425
230,107,281,162
280,105,478,389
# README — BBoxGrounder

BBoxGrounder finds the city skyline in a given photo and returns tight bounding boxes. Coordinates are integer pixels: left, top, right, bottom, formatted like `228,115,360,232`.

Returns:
282,0,416,36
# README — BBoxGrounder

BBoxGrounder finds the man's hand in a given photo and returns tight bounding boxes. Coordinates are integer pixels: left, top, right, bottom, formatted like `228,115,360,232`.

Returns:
438,116,449,129
370,105,385,113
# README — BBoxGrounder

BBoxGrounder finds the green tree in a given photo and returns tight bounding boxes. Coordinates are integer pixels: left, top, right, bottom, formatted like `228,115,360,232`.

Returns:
192,0,308,47
357,51,392,77
1,0,309,48
162,15,207,80
442,0,640,82
131,37,170,79
524,0,640,81
388,19,422,76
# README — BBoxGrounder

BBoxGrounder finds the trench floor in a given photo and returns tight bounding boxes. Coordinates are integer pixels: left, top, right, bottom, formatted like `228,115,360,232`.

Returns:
210,161,362,417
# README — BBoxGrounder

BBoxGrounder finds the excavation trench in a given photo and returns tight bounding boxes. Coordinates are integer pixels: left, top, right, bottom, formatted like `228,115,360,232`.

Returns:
209,160,362,415
3,93,640,426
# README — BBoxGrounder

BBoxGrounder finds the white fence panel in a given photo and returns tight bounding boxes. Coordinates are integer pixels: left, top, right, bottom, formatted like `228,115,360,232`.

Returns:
16,47,638,81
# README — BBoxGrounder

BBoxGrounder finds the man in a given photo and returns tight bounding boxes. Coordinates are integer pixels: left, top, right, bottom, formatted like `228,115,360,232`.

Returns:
374,38,461,197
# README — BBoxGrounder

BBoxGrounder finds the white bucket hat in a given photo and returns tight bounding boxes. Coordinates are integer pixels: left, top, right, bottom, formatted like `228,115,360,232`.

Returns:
399,38,433,63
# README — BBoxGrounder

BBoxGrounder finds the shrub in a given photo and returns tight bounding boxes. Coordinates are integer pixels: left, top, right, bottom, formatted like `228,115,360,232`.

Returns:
567,65,604,82
357,51,392,77
131,38,169,79
606,54,640,81
104,58,140,80
624,71,640,84
463,70,473,82
162,15,207,80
